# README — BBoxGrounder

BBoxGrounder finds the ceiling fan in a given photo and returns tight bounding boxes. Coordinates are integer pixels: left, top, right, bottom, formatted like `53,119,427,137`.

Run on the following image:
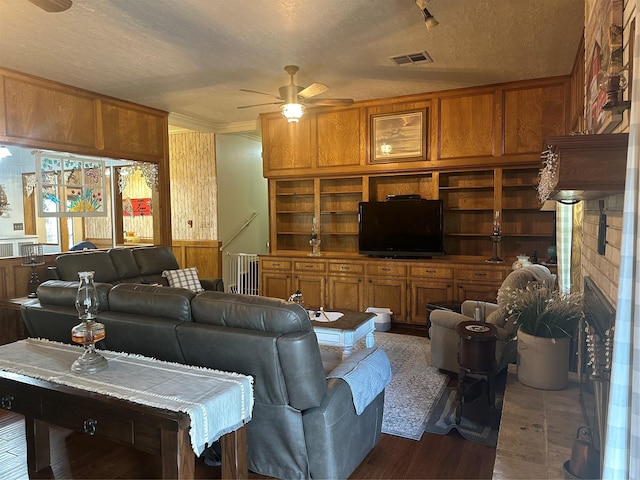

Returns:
27,0,72,12
238,65,354,122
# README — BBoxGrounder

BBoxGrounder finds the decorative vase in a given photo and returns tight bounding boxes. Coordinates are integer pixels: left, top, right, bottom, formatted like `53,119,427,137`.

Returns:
71,271,108,373
517,329,570,390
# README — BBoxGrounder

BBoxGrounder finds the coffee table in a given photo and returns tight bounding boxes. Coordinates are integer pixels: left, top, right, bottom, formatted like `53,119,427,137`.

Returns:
311,311,376,359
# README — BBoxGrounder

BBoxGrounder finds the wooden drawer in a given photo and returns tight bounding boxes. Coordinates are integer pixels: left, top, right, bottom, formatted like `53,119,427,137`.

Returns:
261,259,292,271
366,263,407,276
410,265,454,279
0,380,42,417
456,267,505,282
294,261,326,273
43,399,135,445
328,261,365,275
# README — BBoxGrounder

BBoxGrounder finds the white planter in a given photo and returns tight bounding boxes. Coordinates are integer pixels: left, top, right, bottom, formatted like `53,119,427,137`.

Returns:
517,329,570,390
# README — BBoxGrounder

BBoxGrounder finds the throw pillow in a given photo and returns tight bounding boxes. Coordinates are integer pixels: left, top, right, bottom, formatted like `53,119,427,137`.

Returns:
162,267,204,293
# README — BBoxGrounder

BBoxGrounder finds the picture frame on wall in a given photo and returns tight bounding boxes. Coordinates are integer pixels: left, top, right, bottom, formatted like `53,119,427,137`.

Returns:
370,109,427,163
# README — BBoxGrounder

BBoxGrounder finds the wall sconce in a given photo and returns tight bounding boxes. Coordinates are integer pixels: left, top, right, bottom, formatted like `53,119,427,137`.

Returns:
600,69,631,113
415,0,438,30
0,146,12,159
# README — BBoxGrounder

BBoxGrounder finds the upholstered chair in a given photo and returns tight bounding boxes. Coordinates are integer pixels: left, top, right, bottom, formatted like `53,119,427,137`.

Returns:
429,264,556,374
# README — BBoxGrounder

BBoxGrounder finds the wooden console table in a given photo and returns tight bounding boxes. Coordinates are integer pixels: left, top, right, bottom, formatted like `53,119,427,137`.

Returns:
0,339,253,479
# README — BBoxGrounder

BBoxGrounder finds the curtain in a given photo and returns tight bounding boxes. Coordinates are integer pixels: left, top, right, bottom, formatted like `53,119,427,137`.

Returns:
602,9,640,478
556,202,573,292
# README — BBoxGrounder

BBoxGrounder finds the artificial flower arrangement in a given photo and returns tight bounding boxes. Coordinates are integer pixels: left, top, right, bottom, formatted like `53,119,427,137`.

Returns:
498,282,584,339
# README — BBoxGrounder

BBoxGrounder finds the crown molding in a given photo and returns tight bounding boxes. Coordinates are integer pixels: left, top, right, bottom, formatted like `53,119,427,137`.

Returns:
168,113,261,139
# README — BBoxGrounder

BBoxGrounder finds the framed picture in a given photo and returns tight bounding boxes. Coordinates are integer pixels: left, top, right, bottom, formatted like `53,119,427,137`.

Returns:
370,109,427,163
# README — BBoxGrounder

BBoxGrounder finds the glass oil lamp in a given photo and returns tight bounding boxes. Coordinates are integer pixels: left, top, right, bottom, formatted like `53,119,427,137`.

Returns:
71,271,108,373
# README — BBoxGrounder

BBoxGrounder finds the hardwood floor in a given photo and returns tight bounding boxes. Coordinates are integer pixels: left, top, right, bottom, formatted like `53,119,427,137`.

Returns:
0,325,497,479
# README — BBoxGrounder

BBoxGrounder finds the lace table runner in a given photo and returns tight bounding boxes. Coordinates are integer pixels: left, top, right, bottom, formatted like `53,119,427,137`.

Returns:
0,338,253,455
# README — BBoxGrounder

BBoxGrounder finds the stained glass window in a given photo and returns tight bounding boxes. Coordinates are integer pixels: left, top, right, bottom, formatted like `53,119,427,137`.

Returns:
36,153,107,217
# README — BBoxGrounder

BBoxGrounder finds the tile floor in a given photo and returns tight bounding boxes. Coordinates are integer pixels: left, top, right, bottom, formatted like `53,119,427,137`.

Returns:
492,365,592,479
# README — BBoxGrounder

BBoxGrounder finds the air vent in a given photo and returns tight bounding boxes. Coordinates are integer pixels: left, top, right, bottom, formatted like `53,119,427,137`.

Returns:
390,51,434,65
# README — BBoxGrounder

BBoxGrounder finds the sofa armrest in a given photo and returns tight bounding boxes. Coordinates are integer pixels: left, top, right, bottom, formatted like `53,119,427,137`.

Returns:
429,309,472,330
200,277,224,292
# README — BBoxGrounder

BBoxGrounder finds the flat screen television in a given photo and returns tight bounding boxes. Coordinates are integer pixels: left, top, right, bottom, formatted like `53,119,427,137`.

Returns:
358,199,445,258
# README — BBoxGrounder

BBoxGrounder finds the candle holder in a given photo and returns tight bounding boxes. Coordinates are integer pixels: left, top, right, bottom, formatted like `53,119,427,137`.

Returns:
71,271,108,374
309,217,321,257
486,211,504,263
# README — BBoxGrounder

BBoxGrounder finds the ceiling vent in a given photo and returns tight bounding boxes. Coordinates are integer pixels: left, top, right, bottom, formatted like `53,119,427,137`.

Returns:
390,51,434,66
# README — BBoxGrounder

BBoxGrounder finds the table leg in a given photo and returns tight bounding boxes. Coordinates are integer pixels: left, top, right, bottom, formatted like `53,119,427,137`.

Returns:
455,369,465,425
161,427,195,480
220,424,248,480
25,416,51,473
365,330,375,348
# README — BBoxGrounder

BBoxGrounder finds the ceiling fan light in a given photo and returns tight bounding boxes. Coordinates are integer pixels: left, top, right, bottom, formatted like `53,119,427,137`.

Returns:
281,103,305,123
421,8,439,30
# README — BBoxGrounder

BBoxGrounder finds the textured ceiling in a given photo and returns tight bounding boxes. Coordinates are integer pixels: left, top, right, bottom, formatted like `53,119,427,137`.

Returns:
0,0,584,132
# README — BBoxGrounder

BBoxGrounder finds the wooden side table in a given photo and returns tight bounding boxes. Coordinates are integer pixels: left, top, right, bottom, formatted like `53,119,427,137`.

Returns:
455,320,497,425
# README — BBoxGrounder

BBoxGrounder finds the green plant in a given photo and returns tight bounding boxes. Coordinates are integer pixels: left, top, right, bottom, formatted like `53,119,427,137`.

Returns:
498,282,583,339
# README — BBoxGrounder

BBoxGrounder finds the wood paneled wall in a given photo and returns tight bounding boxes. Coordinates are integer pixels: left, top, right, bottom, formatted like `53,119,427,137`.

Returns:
168,132,221,277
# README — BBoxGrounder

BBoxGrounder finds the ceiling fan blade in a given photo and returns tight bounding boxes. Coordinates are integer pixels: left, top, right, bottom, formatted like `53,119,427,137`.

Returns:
303,98,355,106
28,0,72,12
298,82,329,99
239,88,282,100
237,101,284,109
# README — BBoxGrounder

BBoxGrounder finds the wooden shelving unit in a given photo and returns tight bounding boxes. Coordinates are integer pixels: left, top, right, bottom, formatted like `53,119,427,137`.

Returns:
319,177,363,253
273,179,315,251
439,170,495,257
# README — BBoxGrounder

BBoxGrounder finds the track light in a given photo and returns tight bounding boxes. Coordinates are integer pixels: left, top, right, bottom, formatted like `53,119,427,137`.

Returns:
415,0,438,30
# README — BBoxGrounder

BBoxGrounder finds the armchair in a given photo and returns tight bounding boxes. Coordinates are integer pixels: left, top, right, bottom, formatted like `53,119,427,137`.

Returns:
429,265,556,374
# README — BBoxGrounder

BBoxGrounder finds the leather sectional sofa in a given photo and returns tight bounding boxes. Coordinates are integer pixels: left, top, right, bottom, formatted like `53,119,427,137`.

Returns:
48,246,224,292
21,281,385,479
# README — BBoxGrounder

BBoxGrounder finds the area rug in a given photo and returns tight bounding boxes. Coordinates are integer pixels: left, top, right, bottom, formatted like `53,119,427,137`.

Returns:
423,382,503,447
322,332,448,441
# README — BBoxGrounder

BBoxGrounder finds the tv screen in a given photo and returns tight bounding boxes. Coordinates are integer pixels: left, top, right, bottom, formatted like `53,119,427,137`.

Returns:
358,199,445,258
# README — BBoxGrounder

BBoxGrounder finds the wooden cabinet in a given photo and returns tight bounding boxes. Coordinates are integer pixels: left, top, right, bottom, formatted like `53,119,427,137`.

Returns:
0,68,168,163
407,264,455,325
327,260,365,311
365,262,407,322
455,264,509,303
293,260,326,309
316,108,362,169
259,258,292,300
258,254,533,324
262,115,313,174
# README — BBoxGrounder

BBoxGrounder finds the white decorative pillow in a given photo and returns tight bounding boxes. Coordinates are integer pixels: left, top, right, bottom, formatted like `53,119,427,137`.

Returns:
162,267,204,293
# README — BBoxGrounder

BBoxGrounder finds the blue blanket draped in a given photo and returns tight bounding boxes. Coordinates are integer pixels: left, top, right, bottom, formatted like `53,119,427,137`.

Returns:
327,347,392,414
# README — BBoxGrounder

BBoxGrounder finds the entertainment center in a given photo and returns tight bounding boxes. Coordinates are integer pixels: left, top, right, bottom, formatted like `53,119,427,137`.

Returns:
259,75,568,324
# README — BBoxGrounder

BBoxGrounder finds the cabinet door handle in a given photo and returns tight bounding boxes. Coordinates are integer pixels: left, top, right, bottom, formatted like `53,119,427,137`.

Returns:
474,272,487,277
425,269,436,274
381,268,391,272
83,419,98,436
272,263,280,267
1,395,14,410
